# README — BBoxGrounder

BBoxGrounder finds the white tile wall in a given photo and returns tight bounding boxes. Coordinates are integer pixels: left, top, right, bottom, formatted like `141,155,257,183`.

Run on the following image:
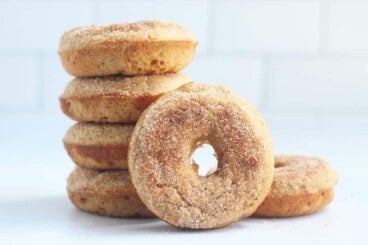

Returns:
0,0,367,117
184,56,262,107
327,1,368,52
0,56,39,108
41,57,72,113
0,1,95,52
95,0,209,53
212,1,320,53
266,57,368,110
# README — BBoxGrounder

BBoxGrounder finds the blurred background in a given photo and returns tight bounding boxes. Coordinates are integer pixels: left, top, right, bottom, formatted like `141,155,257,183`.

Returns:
0,0,367,200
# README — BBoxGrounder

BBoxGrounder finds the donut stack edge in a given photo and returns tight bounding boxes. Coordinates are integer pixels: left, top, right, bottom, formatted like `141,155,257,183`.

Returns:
57,20,198,218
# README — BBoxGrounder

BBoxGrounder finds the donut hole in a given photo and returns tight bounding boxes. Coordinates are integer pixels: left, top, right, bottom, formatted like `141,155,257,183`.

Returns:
190,143,218,177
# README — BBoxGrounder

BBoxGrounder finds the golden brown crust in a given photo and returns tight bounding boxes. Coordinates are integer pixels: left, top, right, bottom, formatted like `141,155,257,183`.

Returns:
253,155,338,217
59,73,191,123
63,123,133,170
128,83,274,229
67,167,155,218
64,143,128,170
253,189,334,217
58,21,197,76
59,41,196,77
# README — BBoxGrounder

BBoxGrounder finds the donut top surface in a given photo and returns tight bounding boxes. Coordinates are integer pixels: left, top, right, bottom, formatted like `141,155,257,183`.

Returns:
272,155,338,196
67,168,134,193
128,83,274,229
59,20,197,51
64,123,134,145
132,84,272,177
61,73,191,98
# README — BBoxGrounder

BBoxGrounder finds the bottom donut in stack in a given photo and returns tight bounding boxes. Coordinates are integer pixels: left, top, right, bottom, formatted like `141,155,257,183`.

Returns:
67,167,154,217
64,123,153,217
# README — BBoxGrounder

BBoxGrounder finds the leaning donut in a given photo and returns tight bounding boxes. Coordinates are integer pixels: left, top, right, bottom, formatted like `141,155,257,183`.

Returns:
253,155,338,217
128,83,274,229
58,20,197,77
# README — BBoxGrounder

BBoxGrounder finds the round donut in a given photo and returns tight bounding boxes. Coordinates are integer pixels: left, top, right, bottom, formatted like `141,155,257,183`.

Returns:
63,123,134,170
59,73,191,123
58,20,197,77
67,167,155,218
253,155,338,217
128,83,274,229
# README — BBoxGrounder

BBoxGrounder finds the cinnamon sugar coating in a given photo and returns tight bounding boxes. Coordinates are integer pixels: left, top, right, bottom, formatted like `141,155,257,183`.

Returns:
128,83,274,229
58,20,197,76
253,155,338,217
60,73,191,123
67,167,154,217
64,123,134,170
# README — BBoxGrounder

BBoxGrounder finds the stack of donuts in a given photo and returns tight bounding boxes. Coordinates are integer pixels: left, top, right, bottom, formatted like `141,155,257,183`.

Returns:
58,20,338,229
58,21,196,217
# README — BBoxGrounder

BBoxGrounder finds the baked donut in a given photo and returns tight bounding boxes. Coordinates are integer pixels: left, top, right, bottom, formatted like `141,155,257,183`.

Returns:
58,20,197,77
67,167,154,218
253,155,338,217
59,73,191,123
128,83,274,229
64,123,133,170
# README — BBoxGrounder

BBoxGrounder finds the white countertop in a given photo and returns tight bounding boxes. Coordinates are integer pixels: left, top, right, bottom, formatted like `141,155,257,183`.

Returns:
1,114,367,244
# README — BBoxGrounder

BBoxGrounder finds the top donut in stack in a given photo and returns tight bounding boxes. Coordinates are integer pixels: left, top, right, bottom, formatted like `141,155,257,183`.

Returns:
58,20,197,77
58,20,197,171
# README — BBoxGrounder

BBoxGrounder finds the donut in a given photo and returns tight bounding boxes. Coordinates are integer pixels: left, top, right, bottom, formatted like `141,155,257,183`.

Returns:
63,123,133,170
253,155,338,217
59,73,191,123
58,20,197,77
128,83,274,229
67,167,155,218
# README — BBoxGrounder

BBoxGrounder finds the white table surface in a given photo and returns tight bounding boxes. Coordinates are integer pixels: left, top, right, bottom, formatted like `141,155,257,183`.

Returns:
1,114,367,244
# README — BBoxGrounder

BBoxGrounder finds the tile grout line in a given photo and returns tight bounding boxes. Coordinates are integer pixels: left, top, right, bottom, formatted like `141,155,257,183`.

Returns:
0,51,365,60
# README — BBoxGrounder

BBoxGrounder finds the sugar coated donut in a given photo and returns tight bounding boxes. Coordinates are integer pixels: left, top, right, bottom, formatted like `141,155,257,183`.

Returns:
64,123,134,170
59,20,197,77
59,73,191,123
253,155,338,217
128,83,274,229
67,167,154,218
